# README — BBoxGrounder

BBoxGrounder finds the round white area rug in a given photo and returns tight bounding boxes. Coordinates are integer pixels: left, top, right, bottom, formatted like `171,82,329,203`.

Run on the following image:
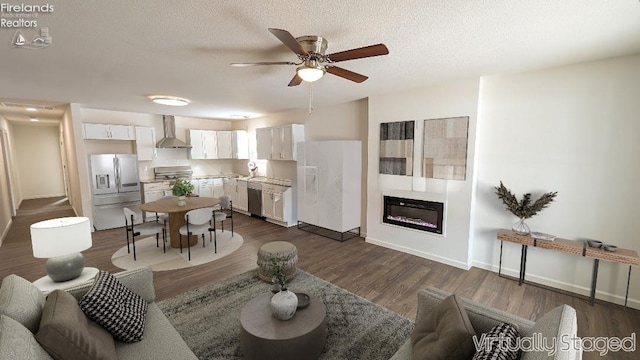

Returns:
111,230,243,271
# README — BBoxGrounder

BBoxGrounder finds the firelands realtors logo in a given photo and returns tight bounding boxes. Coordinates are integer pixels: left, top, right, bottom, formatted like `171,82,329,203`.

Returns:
1,3,54,49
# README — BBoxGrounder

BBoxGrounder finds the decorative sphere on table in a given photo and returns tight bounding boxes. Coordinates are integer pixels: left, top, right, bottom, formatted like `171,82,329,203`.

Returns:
270,289,298,320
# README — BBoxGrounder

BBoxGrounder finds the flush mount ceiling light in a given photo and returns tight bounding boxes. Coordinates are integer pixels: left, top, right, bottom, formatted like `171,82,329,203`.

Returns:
25,107,37,112
148,95,190,107
296,59,325,82
29,117,39,122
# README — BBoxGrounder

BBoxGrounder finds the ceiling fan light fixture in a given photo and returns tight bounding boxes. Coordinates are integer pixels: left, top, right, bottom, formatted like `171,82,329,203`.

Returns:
297,66,325,82
148,95,190,107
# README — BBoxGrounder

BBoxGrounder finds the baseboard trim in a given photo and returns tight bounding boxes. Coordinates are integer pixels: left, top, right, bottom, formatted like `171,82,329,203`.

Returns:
472,260,640,310
366,236,471,270
0,218,13,247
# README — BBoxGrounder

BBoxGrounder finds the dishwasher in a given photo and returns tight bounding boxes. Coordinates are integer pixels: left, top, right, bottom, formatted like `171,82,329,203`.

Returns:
247,181,263,218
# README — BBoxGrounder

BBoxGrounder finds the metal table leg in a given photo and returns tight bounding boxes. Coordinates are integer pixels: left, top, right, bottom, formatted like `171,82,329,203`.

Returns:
625,266,632,308
499,240,504,277
590,259,599,306
519,245,528,285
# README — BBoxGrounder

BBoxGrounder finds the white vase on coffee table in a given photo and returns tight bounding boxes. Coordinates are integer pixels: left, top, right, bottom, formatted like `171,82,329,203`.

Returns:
270,289,298,320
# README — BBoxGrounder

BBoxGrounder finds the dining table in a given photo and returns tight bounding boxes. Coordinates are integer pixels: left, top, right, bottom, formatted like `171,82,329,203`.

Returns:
139,196,220,248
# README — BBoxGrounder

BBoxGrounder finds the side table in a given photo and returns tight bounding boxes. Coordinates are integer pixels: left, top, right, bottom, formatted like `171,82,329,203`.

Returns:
33,267,99,293
240,292,327,360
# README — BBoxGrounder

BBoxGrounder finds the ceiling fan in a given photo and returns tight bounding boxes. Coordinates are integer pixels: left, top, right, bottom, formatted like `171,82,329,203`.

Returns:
230,28,389,87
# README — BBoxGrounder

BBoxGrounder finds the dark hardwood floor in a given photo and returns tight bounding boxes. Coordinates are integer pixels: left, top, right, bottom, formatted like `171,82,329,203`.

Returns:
1,197,638,359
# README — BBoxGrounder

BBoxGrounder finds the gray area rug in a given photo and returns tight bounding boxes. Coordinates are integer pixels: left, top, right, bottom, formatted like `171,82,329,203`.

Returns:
157,269,414,359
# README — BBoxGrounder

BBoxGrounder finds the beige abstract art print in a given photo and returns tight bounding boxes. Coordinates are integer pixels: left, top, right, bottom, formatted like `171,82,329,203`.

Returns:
423,116,469,180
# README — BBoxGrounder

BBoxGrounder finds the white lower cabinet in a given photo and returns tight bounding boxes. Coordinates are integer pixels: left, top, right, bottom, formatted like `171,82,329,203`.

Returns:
262,184,293,225
224,178,248,212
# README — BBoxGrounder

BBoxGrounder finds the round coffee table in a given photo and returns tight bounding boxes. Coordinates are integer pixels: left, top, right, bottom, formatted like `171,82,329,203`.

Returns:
240,292,327,360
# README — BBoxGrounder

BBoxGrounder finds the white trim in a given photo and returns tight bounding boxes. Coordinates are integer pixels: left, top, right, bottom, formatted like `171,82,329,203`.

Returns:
366,236,471,270
0,218,12,247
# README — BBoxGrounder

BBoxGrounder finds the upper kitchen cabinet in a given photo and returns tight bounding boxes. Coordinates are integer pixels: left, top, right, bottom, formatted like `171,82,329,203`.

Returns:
255,124,305,161
216,131,233,159
83,123,135,140
232,130,249,159
188,129,218,159
134,126,156,161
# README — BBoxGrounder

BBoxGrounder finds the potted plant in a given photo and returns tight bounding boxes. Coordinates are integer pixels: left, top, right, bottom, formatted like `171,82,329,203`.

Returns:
172,179,194,206
494,181,557,235
269,254,298,320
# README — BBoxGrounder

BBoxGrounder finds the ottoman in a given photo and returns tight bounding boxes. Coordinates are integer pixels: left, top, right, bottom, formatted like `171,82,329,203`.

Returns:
257,241,298,282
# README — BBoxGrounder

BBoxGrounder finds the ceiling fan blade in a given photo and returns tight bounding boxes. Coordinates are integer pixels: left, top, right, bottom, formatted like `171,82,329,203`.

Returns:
230,61,297,67
268,28,308,56
288,74,303,87
327,44,389,62
326,66,368,83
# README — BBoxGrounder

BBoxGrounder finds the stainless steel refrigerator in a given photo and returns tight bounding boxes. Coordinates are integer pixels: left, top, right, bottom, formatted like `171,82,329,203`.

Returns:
90,154,142,230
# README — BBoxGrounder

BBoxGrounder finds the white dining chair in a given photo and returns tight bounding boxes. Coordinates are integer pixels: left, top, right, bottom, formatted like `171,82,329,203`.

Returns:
123,207,166,261
178,207,215,261
212,195,233,243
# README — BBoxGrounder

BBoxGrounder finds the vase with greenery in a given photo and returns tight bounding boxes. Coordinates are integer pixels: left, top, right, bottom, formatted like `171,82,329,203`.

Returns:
269,254,298,320
172,179,194,206
494,181,557,235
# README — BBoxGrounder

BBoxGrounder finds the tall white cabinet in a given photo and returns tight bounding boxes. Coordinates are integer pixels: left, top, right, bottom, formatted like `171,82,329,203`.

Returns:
296,141,361,235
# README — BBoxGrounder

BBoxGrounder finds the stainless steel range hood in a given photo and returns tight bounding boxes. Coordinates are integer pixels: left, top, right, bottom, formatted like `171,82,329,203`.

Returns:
156,115,191,148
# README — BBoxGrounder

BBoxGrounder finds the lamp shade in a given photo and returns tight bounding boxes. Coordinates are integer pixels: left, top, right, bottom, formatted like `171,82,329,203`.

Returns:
30,217,92,258
297,66,325,82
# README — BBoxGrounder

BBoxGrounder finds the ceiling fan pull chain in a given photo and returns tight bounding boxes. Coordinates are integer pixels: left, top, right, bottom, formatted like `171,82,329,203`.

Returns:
308,82,314,114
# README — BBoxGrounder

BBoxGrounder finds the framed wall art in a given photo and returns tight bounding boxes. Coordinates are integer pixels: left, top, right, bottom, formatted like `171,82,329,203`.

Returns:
423,116,469,180
379,120,414,176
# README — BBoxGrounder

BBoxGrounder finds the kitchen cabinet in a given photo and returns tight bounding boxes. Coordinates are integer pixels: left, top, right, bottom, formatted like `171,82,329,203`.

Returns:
188,130,218,159
255,124,304,161
135,126,156,161
255,128,272,160
224,178,249,212
216,131,233,159
232,130,249,159
262,183,292,225
198,179,213,198
236,181,248,212
83,123,135,140
212,178,224,198
142,181,172,219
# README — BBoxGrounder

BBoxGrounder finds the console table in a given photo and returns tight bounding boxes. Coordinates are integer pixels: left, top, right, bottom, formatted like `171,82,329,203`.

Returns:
497,230,639,307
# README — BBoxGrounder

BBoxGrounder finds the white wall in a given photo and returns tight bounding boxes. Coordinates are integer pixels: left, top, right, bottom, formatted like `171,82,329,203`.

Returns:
0,115,14,245
366,78,480,269
11,124,66,200
472,54,640,307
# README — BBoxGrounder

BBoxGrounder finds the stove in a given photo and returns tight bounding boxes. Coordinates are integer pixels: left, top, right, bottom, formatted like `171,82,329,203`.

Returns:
153,166,193,181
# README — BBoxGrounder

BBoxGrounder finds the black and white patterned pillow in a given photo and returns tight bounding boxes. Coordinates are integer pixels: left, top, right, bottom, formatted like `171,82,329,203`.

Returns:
472,323,520,360
79,271,148,343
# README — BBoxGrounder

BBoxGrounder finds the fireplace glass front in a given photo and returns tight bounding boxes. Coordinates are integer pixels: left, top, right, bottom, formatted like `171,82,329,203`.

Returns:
383,196,444,234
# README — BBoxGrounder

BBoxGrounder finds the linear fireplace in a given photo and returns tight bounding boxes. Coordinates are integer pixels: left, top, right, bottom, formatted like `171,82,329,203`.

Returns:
383,196,444,234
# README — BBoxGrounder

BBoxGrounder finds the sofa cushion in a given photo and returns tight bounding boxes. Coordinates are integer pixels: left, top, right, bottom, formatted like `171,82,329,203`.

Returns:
0,315,53,360
0,274,46,333
472,323,519,360
410,294,477,360
79,271,148,343
521,305,579,360
35,290,117,360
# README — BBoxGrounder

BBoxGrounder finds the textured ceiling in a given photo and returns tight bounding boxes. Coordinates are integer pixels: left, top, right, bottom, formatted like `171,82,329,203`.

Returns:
1,0,640,123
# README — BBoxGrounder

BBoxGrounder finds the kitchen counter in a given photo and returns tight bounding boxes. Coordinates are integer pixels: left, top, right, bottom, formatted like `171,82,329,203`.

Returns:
239,176,292,187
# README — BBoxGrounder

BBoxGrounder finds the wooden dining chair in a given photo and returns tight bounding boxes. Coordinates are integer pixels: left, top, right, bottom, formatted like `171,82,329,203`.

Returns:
178,207,215,261
123,207,166,261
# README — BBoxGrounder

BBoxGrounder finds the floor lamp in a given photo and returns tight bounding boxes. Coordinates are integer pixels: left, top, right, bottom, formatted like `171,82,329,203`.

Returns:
30,217,92,282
